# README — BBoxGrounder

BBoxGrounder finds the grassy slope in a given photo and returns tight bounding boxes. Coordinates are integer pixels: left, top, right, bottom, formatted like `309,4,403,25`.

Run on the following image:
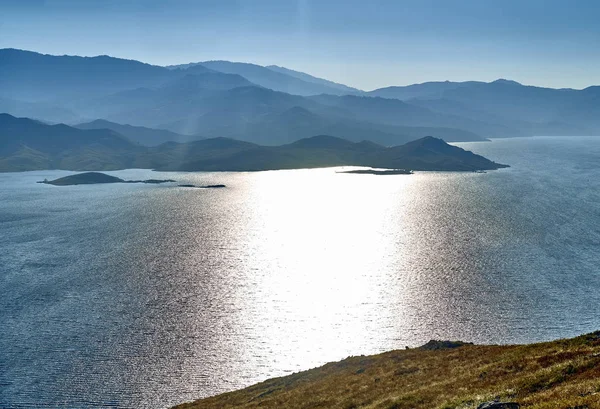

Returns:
174,332,600,409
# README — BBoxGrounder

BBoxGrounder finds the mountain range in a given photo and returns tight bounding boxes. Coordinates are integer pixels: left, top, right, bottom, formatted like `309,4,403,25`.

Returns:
0,113,506,172
0,113,135,171
74,119,202,146
1,48,599,153
166,60,362,96
368,79,600,135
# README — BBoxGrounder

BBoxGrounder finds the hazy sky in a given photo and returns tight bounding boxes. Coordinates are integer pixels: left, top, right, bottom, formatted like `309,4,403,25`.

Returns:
1,0,599,90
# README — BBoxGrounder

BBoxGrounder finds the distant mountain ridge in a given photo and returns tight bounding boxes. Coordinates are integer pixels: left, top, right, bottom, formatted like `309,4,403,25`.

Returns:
168,104,486,146
369,79,600,135
167,60,359,96
265,65,362,95
2,48,600,148
0,96,82,124
75,119,203,146
153,85,488,144
368,80,484,100
0,48,175,101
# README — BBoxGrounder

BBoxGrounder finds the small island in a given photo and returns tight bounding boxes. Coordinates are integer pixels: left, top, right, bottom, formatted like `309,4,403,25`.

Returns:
38,172,176,186
38,172,226,189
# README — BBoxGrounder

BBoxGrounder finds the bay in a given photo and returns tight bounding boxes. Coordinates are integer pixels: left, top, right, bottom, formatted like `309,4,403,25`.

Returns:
1,136,599,408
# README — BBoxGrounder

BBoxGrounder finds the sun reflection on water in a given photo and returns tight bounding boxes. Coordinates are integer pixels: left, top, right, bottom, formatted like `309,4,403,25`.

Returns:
235,168,416,369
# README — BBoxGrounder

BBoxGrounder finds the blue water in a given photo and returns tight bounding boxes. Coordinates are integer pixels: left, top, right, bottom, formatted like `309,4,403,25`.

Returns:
1,136,600,408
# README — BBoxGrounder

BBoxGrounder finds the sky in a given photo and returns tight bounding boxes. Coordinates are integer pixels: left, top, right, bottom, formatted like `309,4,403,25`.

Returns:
1,0,599,90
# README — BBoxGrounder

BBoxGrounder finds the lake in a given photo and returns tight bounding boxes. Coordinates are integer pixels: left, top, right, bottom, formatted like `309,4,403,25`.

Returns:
1,136,600,408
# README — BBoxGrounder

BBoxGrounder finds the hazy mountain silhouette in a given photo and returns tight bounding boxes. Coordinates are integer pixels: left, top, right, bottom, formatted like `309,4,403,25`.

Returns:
436,80,600,133
557,86,600,131
440,80,572,122
369,79,600,135
0,113,138,171
0,114,505,172
266,65,362,95
309,94,520,138
4,49,599,142
156,86,338,133
160,71,255,93
72,81,485,144
0,49,175,101
368,81,482,100
169,60,356,96
0,97,82,124
169,105,485,146
0,49,537,139
72,72,258,122
75,119,203,146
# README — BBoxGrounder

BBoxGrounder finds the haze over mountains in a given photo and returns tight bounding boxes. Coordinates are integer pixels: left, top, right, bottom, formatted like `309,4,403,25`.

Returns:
1,48,599,153
0,113,506,172
167,60,362,96
75,119,201,146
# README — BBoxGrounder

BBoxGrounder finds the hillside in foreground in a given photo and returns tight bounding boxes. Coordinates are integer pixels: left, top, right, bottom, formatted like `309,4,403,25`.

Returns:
174,331,600,409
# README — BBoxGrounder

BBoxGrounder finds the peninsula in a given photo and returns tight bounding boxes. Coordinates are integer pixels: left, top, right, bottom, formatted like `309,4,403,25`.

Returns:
1,114,508,173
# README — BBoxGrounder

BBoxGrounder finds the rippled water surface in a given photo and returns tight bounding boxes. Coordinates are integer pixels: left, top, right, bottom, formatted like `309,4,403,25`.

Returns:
1,136,600,408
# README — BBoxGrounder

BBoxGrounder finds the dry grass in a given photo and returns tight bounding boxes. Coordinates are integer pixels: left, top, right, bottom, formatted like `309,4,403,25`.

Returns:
174,332,600,409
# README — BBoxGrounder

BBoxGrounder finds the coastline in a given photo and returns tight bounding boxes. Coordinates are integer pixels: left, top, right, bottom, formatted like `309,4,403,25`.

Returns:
173,331,600,409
